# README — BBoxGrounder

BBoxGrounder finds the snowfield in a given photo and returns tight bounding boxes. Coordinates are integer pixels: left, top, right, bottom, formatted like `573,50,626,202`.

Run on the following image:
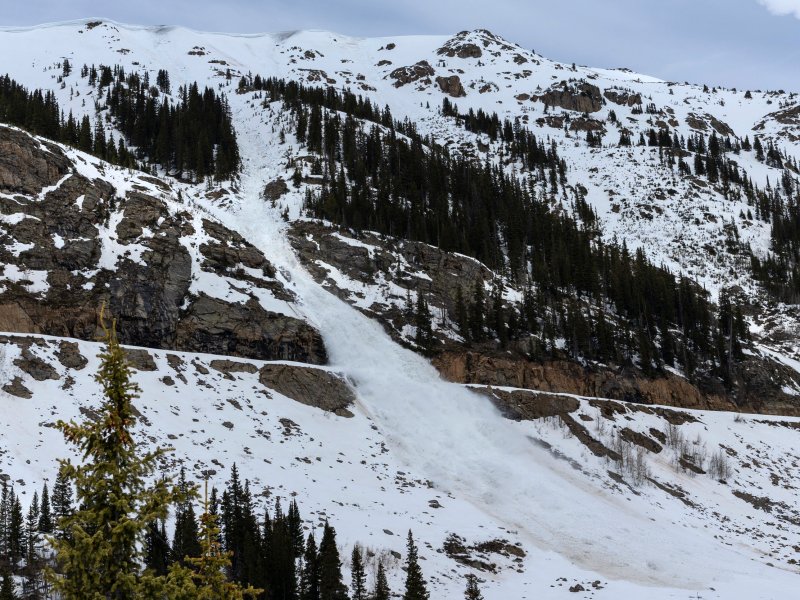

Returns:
0,18,799,599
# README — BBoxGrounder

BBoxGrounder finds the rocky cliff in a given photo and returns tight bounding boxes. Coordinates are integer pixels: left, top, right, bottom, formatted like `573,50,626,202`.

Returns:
0,126,326,364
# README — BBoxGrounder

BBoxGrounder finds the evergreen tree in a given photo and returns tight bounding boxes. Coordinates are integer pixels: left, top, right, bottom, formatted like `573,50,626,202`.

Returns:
48,309,189,599
144,519,172,576
372,561,390,600
0,570,16,600
172,468,201,565
464,574,483,600
51,470,73,539
7,493,24,567
402,531,428,600
301,532,320,600
350,545,366,600
183,481,262,600
38,483,53,534
469,280,485,343
318,523,348,600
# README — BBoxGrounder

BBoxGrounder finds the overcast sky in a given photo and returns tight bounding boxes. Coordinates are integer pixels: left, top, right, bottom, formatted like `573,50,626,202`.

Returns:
4,0,799,91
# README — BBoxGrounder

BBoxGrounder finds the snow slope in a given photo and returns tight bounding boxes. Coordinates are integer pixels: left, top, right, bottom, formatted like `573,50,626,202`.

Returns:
0,18,799,599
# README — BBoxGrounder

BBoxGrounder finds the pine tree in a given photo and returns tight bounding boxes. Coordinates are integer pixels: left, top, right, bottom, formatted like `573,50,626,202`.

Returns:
47,308,190,599
301,532,320,600
144,519,172,576
0,570,16,600
402,531,429,600
38,483,53,534
172,468,201,565
51,470,73,539
8,493,24,567
469,280,485,343
350,545,366,600
464,574,483,600
25,492,39,560
183,481,262,600
372,561,390,600
318,523,348,600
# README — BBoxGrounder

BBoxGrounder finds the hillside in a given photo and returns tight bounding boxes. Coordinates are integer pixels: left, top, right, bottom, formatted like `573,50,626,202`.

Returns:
0,18,799,599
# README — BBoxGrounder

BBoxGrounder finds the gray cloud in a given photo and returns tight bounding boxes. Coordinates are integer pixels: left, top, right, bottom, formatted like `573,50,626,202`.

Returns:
3,0,799,91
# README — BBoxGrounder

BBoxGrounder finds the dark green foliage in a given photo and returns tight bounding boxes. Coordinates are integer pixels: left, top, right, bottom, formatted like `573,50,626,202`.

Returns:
144,519,171,576
0,69,240,180
38,484,53,534
0,74,136,167
50,470,73,540
172,468,201,565
350,545,366,600
402,531,429,600
372,561,390,600
318,523,348,600
0,570,16,600
103,69,240,180
301,533,320,600
464,574,483,600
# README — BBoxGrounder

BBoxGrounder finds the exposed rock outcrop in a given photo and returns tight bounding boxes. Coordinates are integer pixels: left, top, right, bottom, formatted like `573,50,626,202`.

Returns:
603,89,642,107
259,364,355,417
436,75,466,98
0,126,326,365
534,81,603,113
389,61,434,87
437,42,483,59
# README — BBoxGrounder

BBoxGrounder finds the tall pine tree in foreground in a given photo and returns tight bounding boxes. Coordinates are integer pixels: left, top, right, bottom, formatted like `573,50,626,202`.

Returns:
402,531,429,600
48,308,187,599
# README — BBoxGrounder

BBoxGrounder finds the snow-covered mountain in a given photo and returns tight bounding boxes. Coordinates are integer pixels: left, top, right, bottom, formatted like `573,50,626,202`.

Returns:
1,18,800,599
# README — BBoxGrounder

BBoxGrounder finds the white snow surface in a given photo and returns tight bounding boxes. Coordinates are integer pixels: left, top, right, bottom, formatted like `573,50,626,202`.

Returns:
0,18,799,599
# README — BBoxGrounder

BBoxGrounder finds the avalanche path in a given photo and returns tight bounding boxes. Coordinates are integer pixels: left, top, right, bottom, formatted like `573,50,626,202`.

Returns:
191,100,797,599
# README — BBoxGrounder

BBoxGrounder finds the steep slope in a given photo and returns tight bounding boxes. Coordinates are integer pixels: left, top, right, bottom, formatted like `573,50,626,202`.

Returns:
0,18,799,599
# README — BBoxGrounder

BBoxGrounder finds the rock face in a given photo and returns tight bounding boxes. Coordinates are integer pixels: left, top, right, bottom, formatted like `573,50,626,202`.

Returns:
437,42,483,59
389,61,435,87
436,75,467,98
0,126,326,365
603,89,643,107
289,221,494,329
260,364,356,417
433,351,800,416
534,81,603,113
